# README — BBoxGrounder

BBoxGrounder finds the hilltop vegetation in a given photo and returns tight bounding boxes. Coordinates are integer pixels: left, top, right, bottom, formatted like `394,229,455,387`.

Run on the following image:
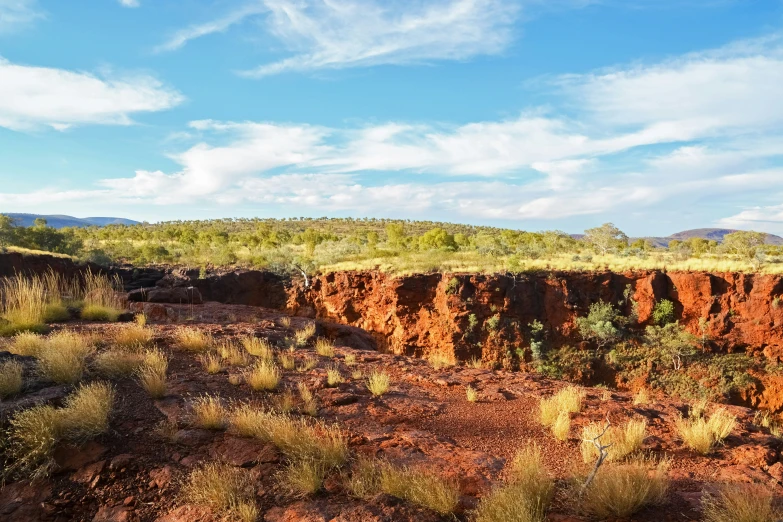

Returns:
2,214,783,275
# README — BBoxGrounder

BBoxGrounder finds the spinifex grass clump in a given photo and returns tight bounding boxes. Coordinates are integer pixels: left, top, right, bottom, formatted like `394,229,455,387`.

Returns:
581,458,669,519
80,270,125,321
244,360,281,391
0,274,48,335
581,419,647,462
367,370,390,397
174,327,213,352
5,382,114,479
702,483,783,522
0,359,24,399
182,462,258,522
675,407,737,454
539,385,584,440
137,348,168,398
37,330,95,384
240,336,274,359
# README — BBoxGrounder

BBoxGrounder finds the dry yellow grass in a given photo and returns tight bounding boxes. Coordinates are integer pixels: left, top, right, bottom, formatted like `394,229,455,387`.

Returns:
297,354,318,373
114,323,154,348
279,458,329,496
278,316,291,328
346,458,459,515
37,330,94,384
200,353,223,374
278,353,295,370
633,388,650,405
581,419,647,462
474,445,554,522
466,385,479,403
540,386,585,427
581,458,669,519
191,395,227,430
676,408,737,454
295,323,316,347
240,336,274,359
218,341,250,366
702,483,783,522
137,348,168,398
274,389,295,413
314,337,335,357
93,350,144,378
428,352,456,370
551,411,571,441
181,462,258,522
9,331,46,356
298,383,318,416
0,359,24,399
80,270,124,321
174,327,213,352
5,382,114,479
367,370,390,397
244,360,281,391
344,353,357,366
326,365,344,387
0,274,47,334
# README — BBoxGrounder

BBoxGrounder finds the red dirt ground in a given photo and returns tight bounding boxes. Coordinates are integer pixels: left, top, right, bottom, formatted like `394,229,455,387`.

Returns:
1,301,781,521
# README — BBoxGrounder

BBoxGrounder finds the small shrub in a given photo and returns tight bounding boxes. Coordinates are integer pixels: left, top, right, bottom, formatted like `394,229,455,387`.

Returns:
581,419,647,462
702,483,783,522
445,277,460,295
326,365,344,387
314,338,335,357
279,458,328,496
191,395,227,430
201,353,222,374
244,360,281,391
551,411,570,441
676,408,737,454
295,323,316,347
182,462,258,522
652,299,676,325
0,359,24,399
93,350,143,378
114,323,154,348
367,370,390,397
466,385,479,403
581,458,669,519
174,327,213,352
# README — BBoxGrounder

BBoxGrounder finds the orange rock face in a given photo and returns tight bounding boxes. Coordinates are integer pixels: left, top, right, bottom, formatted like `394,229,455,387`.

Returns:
287,270,783,363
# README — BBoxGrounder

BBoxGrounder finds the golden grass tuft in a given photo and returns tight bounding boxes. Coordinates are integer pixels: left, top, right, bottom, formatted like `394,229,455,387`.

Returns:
218,341,250,367
37,330,94,384
539,386,584,427
191,395,227,430
81,304,121,322
347,458,459,515
466,356,484,369
182,462,258,522
314,337,335,357
296,354,318,373
295,323,316,347
344,353,357,366
298,383,318,416
551,411,571,441
240,336,274,359
244,360,281,391
5,382,114,479
633,388,650,405
702,483,783,522
9,331,46,356
466,385,479,403
581,458,669,519
274,389,295,413
279,458,329,496
675,408,737,454
228,374,243,386
137,348,168,399
367,370,390,397
278,316,291,328
0,359,24,399
81,270,124,321
428,351,456,370
278,353,295,370
174,327,213,352
474,445,554,522
326,365,344,387
93,349,144,378
201,353,223,374
114,323,154,348
0,274,47,334
581,418,647,462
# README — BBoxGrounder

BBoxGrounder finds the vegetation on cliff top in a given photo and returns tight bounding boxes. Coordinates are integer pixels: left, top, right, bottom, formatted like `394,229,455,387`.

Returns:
2,214,783,275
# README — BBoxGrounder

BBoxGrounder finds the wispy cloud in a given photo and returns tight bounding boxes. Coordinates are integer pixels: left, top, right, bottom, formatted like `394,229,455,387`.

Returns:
0,57,184,131
118,0,140,8
0,0,43,33
154,3,267,53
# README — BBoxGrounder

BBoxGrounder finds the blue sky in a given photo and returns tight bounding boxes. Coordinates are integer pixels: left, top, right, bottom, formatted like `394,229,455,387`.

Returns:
1,0,783,236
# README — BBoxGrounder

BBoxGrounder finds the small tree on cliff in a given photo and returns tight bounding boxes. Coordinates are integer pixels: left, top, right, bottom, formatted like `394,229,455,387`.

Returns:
644,322,697,371
583,223,628,255
576,301,624,351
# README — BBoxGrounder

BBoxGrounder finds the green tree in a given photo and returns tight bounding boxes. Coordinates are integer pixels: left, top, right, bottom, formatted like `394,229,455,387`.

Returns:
583,223,628,255
0,214,17,248
576,301,624,350
652,299,676,325
644,322,697,370
418,228,457,251
722,231,766,258
385,223,406,248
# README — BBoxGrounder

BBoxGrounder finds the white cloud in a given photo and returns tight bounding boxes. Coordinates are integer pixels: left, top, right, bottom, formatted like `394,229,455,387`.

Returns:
155,3,267,53
0,57,184,131
0,0,42,33
118,0,140,7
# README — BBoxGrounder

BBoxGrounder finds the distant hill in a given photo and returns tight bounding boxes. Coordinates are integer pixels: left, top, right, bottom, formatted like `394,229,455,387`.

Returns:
645,228,783,248
3,213,139,229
